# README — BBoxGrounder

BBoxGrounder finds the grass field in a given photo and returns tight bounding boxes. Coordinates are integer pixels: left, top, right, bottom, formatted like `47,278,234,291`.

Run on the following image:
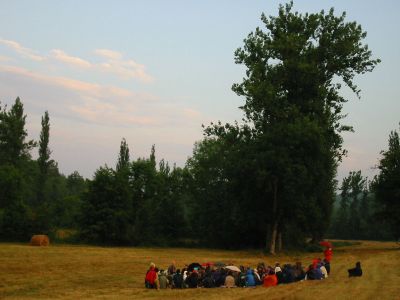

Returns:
0,240,399,299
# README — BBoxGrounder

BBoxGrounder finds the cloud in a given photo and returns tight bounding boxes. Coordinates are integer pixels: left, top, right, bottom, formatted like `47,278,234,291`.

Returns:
95,48,153,83
94,49,122,60
0,65,133,100
0,38,45,61
0,55,12,62
50,49,91,68
0,63,201,131
0,38,153,83
183,108,202,120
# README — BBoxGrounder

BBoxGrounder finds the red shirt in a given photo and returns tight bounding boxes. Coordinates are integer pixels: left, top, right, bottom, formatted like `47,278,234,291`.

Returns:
263,274,278,287
145,268,157,284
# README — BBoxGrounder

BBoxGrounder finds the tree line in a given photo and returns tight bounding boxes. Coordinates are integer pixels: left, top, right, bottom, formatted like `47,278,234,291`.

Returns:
1,2,398,251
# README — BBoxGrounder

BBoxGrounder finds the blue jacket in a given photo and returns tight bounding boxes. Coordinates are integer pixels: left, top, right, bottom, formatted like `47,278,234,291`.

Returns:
246,270,256,286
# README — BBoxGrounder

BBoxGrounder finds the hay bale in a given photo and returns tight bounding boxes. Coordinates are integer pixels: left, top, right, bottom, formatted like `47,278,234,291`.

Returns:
30,235,50,246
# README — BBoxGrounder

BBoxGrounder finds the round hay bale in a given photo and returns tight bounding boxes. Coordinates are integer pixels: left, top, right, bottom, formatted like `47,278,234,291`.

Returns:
30,235,50,246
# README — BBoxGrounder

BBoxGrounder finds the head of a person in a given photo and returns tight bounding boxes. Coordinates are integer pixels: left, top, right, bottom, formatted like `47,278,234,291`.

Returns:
269,269,275,275
150,262,155,270
356,262,361,268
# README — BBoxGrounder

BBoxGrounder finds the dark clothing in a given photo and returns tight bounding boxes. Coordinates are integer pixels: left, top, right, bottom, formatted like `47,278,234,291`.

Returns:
348,262,362,277
238,272,247,287
324,261,331,275
282,267,295,283
306,268,318,280
276,271,284,284
202,271,215,288
314,267,323,280
173,273,183,288
293,265,306,281
186,272,199,288
212,270,225,287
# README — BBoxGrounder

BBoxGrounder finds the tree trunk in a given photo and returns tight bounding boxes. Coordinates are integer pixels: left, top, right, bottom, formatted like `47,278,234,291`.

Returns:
269,221,278,255
277,231,282,252
265,224,271,250
268,178,279,255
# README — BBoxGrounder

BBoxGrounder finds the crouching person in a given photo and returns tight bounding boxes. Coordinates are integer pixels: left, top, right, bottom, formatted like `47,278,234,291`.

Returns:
348,262,362,277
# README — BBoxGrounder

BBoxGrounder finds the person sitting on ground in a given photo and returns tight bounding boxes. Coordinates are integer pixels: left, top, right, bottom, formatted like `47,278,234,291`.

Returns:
323,258,331,275
282,264,295,284
212,268,222,287
238,269,247,287
145,263,158,289
185,269,199,288
158,270,168,289
182,268,188,282
224,271,236,287
319,262,328,279
305,264,317,280
245,268,256,287
348,262,362,277
173,269,183,288
293,262,305,281
253,269,262,285
275,263,284,284
202,269,215,288
263,269,278,287
314,263,323,280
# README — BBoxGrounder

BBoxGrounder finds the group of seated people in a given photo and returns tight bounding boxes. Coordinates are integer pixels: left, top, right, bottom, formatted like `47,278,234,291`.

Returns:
145,258,331,289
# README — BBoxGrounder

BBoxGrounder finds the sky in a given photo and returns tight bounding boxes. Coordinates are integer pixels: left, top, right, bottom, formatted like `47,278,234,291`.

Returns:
0,0,399,183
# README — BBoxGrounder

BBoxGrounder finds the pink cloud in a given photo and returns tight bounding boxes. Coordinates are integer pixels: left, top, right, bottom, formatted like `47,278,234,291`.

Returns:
0,38,153,83
94,49,122,60
0,64,203,131
0,38,45,61
95,48,153,83
0,65,134,99
50,49,91,68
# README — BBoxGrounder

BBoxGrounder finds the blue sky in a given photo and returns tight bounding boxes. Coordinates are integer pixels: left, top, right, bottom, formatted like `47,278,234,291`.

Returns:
0,0,399,183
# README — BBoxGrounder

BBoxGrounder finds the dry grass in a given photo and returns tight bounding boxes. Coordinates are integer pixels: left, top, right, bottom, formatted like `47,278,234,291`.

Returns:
0,240,399,299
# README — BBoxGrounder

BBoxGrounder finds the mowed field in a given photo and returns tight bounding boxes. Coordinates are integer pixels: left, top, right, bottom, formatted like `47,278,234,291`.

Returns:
0,240,399,300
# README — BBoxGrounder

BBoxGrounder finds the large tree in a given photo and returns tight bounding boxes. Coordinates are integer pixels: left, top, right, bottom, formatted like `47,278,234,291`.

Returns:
200,2,380,252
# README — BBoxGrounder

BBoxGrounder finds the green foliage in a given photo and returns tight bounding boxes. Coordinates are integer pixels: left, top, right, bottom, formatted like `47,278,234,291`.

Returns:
329,170,393,240
189,1,379,252
116,138,130,172
372,125,400,239
0,98,36,166
38,111,51,176
80,166,133,244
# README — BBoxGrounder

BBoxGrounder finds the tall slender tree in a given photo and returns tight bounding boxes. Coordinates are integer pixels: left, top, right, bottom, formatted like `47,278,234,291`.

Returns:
116,138,130,172
38,111,51,177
